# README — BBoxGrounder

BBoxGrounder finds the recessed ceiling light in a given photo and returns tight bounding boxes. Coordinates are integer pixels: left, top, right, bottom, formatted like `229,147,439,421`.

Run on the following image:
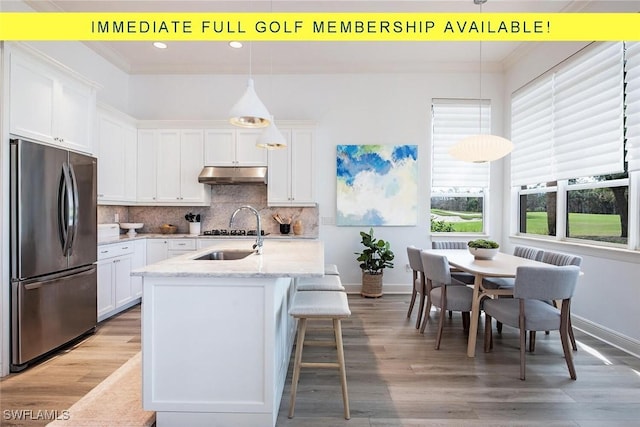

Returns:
153,42,167,49
229,41,243,49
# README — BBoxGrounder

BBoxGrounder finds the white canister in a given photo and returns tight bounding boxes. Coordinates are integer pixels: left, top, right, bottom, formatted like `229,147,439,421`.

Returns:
189,222,201,235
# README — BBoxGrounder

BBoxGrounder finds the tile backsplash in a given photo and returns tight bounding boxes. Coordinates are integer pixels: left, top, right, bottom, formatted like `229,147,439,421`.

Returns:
97,185,319,236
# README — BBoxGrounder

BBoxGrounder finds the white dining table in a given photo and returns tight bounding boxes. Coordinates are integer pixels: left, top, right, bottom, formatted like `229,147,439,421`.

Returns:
428,249,549,357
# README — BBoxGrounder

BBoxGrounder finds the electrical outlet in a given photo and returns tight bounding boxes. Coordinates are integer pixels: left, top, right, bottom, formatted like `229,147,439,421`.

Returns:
114,213,119,223
405,263,411,272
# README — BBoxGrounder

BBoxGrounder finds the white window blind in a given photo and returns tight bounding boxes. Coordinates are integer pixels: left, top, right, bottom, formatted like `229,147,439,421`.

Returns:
511,42,625,186
431,100,490,188
511,75,554,186
554,42,625,180
626,41,640,172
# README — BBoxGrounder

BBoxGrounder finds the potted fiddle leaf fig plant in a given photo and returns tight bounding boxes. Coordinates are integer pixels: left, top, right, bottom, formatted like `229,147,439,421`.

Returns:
355,228,394,297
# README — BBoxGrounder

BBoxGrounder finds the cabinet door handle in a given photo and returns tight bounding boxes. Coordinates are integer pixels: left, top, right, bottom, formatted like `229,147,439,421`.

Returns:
122,246,129,250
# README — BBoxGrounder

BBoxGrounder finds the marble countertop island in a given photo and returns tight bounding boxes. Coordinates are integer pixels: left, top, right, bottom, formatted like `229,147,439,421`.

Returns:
132,239,324,278
138,239,325,427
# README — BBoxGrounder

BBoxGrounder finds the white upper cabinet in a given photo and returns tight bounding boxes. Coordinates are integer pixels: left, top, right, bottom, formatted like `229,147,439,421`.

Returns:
137,129,210,205
96,107,137,204
179,130,209,202
268,128,316,206
155,129,182,202
204,129,267,166
236,130,267,165
9,46,96,154
137,129,157,203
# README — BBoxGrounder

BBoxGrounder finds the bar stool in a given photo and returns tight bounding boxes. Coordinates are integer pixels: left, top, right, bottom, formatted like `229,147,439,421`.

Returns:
295,275,345,291
288,290,351,419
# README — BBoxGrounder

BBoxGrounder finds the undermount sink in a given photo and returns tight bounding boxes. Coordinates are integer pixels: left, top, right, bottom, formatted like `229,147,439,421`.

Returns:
194,249,255,261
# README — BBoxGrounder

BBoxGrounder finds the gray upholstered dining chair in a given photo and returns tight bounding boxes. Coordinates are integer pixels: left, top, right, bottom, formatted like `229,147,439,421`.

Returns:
406,246,426,329
483,265,581,380
538,251,583,351
431,241,475,285
419,251,474,349
482,245,544,334
482,245,544,290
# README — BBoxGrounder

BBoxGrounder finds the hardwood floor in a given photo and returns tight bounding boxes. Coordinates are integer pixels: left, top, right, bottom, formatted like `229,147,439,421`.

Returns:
2,295,640,427
276,295,640,426
0,307,141,427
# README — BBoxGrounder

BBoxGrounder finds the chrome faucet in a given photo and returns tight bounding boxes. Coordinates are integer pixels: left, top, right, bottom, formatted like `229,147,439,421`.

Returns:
229,205,263,254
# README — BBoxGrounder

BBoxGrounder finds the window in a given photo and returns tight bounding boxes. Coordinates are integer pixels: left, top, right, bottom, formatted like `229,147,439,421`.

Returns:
518,183,557,237
512,42,634,248
566,176,628,245
431,100,490,233
431,188,484,232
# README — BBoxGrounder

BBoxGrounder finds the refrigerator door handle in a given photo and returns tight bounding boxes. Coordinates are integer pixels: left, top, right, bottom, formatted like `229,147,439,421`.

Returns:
58,162,74,256
67,163,80,255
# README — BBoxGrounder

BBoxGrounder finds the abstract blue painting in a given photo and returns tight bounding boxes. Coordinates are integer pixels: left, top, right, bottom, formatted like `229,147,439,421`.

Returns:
336,144,418,226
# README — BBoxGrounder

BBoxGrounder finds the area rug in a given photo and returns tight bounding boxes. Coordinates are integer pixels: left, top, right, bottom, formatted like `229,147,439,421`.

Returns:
46,351,155,427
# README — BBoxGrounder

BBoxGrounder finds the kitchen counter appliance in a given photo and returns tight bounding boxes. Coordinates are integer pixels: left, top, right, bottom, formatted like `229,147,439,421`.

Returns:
10,138,97,371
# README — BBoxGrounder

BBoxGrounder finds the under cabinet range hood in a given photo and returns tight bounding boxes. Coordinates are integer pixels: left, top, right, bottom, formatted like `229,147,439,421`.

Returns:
198,166,267,185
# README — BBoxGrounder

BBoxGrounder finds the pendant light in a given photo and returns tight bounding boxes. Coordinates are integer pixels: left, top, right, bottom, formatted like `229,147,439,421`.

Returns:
256,33,287,149
229,42,271,128
449,0,513,163
257,115,287,149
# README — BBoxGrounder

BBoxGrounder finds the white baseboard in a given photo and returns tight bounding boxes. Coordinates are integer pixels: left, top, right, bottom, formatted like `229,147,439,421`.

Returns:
572,315,640,359
343,283,640,359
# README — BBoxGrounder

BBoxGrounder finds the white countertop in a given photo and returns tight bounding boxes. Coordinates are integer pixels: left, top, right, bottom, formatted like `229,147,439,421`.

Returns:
131,239,324,278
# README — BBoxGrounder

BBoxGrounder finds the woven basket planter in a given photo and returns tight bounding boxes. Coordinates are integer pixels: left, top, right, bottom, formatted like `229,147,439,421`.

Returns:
361,271,384,298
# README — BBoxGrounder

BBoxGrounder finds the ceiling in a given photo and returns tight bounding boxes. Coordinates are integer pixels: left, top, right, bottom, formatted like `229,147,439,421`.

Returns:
21,1,640,75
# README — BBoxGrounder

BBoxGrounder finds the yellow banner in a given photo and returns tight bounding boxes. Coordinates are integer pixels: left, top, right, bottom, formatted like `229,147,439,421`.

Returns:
0,12,639,41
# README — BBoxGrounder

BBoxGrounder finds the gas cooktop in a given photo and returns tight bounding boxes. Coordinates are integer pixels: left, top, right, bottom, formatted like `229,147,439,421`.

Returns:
201,229,267,236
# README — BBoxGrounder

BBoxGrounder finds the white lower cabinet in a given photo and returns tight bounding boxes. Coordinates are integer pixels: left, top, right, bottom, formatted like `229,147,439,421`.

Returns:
131,239,146,298
97,240,144,322
147,238,197,264
167,238,197,258
146,239,169,265
97,259,116,319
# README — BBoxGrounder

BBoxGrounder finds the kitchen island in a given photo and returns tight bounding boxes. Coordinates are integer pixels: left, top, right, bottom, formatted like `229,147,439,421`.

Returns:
132,239,324,427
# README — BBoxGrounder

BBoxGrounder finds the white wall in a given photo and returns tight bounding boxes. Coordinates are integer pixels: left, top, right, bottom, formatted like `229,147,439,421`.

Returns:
130,71,507,291
503,42,640,350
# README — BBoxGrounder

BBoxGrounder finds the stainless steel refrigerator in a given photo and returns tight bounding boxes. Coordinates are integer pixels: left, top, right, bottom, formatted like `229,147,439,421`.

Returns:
10,138,97,371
